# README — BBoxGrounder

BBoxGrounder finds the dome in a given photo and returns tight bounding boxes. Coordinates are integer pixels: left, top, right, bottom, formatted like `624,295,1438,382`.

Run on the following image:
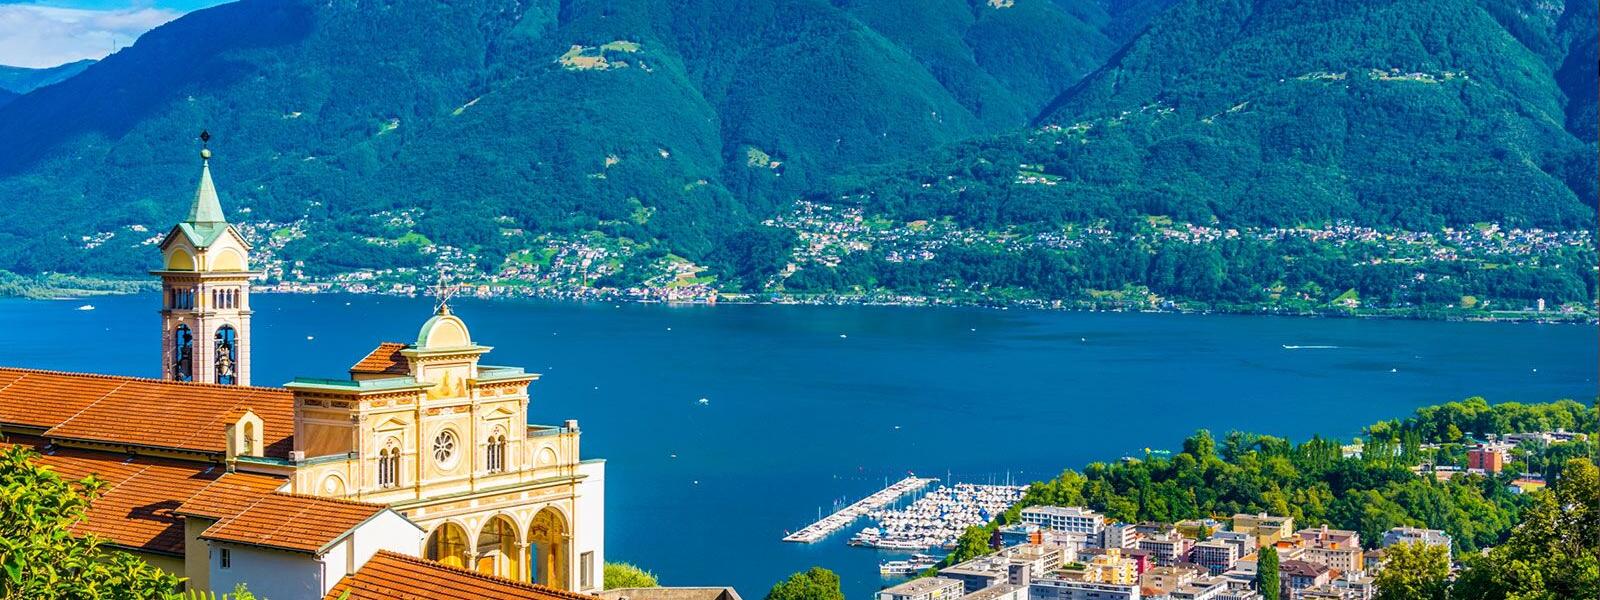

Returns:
415,310,473,350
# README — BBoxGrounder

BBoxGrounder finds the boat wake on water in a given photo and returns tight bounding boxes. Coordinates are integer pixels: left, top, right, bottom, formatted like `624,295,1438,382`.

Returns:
1282,344,1340,349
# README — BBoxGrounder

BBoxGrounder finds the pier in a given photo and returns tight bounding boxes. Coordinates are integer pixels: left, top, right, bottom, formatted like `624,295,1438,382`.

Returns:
783,476,935,543
851,483,1027,550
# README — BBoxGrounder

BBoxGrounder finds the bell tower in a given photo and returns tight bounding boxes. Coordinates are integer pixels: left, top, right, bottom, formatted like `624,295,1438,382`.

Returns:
153,132,256,385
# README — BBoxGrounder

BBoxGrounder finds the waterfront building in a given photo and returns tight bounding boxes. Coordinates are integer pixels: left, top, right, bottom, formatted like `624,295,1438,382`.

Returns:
876,577,965,600
1139,565,1202,597
1191,539,1240,575
1466,443,1511,473
940,544,1063,594
1075,547,1152,579
1362,550,1385,573
1104,522,1139,549
1028,575,1140,600
1208,531,1255,559
1231,514,1294,547
0,148,609,598
1278,560,1331,598
1380,527,1452,552
1069,548,1140,586
958,582,1026,600
1175,519,1224,540
1220,555,1257,592
1020,506,1108,546
1136,530,1192,567
1292,526,1362,574
999,524,1088,562
1322,572,1376,600
1169,574,1231,600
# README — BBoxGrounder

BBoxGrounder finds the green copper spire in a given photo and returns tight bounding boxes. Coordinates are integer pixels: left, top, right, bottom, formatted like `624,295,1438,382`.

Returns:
186,147,226,225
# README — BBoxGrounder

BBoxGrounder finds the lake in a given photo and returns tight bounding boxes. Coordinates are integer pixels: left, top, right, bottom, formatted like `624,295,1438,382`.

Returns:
0,294,1594,598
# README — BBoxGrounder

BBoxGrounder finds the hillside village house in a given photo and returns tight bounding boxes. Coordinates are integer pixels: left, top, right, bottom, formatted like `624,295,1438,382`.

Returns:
0,148,608,599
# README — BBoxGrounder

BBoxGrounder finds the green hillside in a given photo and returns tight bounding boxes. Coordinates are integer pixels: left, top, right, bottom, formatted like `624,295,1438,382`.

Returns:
776,0,1597,311
0,0,1591,312
0,59,94,94
0,0,1159,278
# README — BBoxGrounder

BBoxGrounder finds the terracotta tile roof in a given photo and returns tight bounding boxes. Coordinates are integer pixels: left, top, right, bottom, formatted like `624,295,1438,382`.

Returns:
325,550,600,600
201,492,388,554
350,342,410,376
1,436,229,555
0,367,295,458
174,471,287,520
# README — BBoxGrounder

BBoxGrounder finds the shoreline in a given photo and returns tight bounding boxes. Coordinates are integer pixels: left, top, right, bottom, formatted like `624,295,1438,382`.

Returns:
9,277,1594,325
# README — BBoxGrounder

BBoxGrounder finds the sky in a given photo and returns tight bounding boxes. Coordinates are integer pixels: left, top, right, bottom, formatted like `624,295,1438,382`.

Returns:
0,0,226,68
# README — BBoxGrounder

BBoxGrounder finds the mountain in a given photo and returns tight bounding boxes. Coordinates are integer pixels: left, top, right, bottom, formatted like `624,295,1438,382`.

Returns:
0,0,1166,278
1025,0,1597,229
0,59,95,95
777,0,1597,311
0,89,15,109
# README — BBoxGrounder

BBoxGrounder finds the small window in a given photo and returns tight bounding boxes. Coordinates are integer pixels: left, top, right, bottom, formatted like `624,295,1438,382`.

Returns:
580,551,594,590
486,434,507,473
378,447,400,488
219,548,231,569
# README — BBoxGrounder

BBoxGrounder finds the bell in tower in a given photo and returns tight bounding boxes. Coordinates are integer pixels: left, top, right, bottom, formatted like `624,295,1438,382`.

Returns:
152,132,257,385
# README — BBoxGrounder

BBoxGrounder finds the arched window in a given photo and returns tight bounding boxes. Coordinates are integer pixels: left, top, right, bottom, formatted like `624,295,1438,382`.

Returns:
378,445,400,488
214,326,238,385
486,434,506,473
172,325,193,381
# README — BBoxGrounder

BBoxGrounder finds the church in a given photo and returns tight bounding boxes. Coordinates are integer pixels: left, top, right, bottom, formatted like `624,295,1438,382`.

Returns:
0,146,608,600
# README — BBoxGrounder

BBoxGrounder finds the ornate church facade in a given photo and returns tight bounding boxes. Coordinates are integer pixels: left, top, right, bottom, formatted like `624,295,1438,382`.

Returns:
0,146,605,599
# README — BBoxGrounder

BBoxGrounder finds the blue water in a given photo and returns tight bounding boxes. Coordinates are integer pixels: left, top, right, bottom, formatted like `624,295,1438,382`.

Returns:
1,294,1594,598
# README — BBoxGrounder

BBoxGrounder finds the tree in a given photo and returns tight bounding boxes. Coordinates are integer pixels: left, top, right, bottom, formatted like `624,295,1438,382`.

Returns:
1452,458,1600,599
0,446,184,599
1257,546,1280,600
948,526,994,564
765,567,844,600
604,562,659,589
1373,542,1448,600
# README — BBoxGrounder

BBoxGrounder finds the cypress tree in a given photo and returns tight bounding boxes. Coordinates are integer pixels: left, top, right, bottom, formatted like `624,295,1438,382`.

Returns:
1257,546,1281,600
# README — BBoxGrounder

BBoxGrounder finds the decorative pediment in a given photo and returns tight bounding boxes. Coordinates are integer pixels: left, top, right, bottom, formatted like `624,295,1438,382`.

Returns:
482,405,517,419
372,415,411,432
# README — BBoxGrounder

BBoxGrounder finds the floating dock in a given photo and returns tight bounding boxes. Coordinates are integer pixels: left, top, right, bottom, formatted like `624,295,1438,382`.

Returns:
783,476,935,543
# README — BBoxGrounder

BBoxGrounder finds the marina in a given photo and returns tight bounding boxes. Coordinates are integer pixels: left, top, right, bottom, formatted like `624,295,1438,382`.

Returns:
783,476,935,543
851,483,1028,551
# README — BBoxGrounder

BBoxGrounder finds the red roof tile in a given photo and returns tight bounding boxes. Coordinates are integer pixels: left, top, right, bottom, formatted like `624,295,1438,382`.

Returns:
2,436,232,555
201,492,389,554
325,551,599,600
0,367,295,457
350,342,410,376
175,471,287,520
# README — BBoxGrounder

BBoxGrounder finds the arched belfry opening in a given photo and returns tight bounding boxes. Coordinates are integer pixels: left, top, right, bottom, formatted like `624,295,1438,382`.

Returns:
154,133,258,385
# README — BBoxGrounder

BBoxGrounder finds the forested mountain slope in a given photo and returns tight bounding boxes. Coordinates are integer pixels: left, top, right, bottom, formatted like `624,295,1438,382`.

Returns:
778,0,1597,311
1022,0,1597,229
0,0,1162,276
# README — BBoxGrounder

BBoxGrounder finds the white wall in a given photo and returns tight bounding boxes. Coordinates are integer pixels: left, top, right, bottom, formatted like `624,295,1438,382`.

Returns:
209,543,324,600
351,510,426,569
575,459,607,592
207,509,423,598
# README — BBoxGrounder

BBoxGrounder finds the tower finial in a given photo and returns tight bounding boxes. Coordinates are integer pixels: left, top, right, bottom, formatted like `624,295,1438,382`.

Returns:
431,277,458,315
199,130,212,161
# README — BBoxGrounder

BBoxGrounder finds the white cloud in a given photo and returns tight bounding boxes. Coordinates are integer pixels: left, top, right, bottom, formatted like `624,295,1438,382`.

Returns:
0,4,182,68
